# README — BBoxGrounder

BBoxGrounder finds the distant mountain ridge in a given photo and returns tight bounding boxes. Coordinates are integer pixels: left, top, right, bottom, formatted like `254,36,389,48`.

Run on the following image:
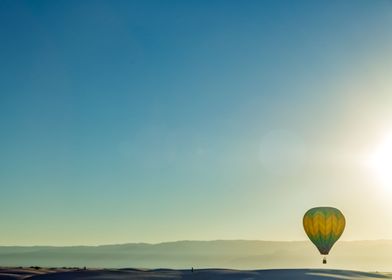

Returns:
1,240,392,271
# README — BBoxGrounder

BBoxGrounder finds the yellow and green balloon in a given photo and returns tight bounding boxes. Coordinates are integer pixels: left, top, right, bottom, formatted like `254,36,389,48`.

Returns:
303,207,345,263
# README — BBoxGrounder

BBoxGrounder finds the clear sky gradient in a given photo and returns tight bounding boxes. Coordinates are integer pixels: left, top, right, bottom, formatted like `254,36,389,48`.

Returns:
1,0,392,245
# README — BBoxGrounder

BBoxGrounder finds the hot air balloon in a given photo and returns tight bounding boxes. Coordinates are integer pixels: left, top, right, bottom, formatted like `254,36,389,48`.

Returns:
303,207,345,264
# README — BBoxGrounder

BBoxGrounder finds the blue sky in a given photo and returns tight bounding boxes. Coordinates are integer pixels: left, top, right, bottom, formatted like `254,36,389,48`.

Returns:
1,0,392,245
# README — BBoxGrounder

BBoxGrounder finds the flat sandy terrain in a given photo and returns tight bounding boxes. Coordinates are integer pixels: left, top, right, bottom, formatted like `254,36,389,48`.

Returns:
0,268,391,280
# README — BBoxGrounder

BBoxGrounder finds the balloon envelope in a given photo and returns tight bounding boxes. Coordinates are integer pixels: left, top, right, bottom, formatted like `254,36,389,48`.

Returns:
303,207,345,255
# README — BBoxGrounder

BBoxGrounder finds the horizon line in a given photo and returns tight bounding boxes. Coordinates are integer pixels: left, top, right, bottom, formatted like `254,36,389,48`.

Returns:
1,239,392,247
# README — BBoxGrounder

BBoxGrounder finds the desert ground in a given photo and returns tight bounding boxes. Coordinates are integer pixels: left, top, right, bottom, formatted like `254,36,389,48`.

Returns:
0,268,391,280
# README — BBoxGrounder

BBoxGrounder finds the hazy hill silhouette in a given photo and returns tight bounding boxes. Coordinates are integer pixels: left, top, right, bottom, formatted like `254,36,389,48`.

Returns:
0,240,392,271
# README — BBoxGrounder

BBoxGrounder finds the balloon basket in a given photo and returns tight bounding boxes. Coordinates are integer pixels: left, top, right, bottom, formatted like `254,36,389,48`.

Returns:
322,257,327,264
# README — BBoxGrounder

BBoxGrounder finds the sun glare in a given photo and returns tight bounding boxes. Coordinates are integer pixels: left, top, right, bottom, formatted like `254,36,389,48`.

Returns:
367,133,392,189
